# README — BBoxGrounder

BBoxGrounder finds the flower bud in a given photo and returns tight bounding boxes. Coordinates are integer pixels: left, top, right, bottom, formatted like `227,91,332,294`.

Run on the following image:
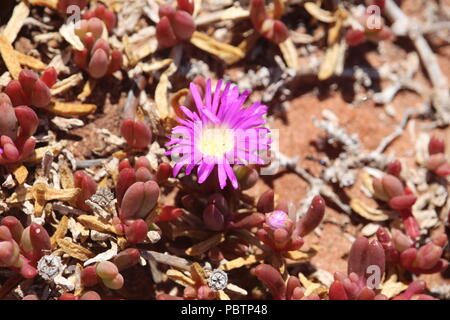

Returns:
266,210,289,230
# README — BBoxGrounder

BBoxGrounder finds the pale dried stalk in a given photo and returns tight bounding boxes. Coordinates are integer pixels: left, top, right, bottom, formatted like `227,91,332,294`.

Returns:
384,0,450,124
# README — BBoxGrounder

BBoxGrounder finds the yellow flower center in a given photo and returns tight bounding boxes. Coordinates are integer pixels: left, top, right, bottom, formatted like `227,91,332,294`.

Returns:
199,127,235,158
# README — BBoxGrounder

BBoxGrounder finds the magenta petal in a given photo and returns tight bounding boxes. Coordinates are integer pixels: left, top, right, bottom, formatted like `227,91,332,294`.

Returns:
217,163,227,189
223,161,238,189
198,162,214,183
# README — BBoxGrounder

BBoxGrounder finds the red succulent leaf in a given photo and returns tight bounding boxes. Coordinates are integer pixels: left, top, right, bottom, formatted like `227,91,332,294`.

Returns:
345,29,366,46
202,204,225,231
271,20,289,44
73,48,89,70
30,79,52,108
29,223,51,260
19,69,38,97
88,48,110,79
40,67,57,88
74,171,97,211
435,163,450,177
156,16,178,48
156,206,184,222
171,11,196,40
329,280,349,300
428,136,445,155
392,280,436,300
124,219,148,244
228,212,265,229
120,119,152,149
387,160,402,176
296,195,325,237
59,293,78,300
108,50,123,74
399,209,421,240
388,195,417,211
113,248,140,271
250,0,268,30
427,153,446,171
120,181,160,220
81,265,99,287
15,106,39,138
116,167,137,206
257,189,274,213
347,237,385,286
254,264,286,300
1,216,24,244
177,0,194,15
0,94,18,139
381,174,404,198
156,162,173,184
5,80,29,106
159,4,176,18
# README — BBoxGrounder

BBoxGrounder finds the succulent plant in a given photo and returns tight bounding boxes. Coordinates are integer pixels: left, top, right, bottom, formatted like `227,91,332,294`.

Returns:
372,161,420,239
73,170,97,211
426,136,450,177
80,248,140,290
254,264,320,300
200,193,265,232
0,93,38,164
391,280,437,300
345,3,392,46
6,68,56,108
113,157,161,243
156,0,196,48
329,237,387,300
120,99,152,150
377,227,449,274
155,205,184,223
0,217,50,279
73,17,122,78
83,4,116,33
256,195,325,252
250,0,289,44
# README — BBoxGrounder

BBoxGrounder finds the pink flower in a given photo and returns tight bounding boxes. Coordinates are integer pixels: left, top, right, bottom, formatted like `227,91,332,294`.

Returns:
165,79,271,189
266,210,289,230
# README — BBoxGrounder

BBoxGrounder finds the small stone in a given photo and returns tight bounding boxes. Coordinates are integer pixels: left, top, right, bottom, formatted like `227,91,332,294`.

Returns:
37,255,63,281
